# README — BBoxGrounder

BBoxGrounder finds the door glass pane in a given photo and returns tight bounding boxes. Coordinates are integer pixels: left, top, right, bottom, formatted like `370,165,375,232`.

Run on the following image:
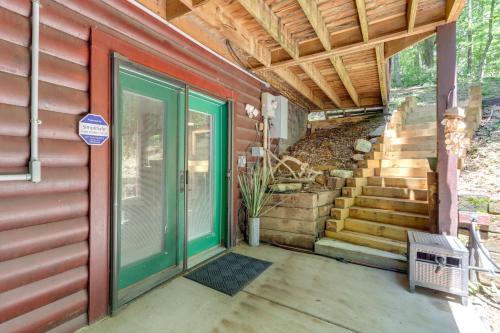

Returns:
187,110,214,240
120,91,166,267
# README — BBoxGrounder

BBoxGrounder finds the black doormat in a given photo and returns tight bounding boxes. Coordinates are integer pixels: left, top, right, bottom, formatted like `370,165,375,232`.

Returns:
184,252,272,296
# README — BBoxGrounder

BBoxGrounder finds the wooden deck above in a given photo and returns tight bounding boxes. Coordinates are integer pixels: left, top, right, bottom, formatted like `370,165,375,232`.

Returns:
136,0,466,110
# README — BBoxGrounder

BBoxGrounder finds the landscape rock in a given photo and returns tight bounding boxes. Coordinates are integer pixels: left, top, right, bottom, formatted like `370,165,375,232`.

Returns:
329,169,354,178
369,137,379,144
354,139,372,153
351,154,365,161
269,183,302,193
369,125,385,138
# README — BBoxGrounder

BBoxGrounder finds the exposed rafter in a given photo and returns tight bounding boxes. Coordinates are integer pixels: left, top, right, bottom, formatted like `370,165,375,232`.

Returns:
300,62,342,108
273,68,326,109
407,0,418,32
238,0,299,59
296,0,358,108
355,0,369,42
238,0,343,108
254,21,442,73
445,0,466,22
296,0,331,51
173,0,271,66
375,44,388,105
330,56,360,107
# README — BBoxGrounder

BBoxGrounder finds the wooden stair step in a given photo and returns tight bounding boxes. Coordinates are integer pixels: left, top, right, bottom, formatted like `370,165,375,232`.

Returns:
325,230,407,255
405,115,436,124
397,127,436,138
384,135,436,145
403,121,437,131
385,142,436,152
362,185,428,200
348,206,429,229
375,167,429,178
355,195,428,214
314,238,408,272
367,176,428,190
344,218,417,241
406,110,436,117
379,159,430,169
358,159,380,168
383,150,437,159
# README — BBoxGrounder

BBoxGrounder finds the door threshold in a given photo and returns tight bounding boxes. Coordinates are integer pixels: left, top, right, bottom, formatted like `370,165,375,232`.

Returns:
188,246,226,269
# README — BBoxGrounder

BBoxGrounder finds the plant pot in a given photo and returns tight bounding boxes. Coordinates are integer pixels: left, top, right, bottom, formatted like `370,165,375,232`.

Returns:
248,217,260,247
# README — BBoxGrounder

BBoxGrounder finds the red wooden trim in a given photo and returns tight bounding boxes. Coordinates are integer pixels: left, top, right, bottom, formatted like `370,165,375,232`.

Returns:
88,27,239,322
436,22,459,236
88,35,111,324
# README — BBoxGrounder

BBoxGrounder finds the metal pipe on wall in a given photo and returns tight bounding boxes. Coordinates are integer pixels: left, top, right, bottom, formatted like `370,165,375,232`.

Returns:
0,0,41,182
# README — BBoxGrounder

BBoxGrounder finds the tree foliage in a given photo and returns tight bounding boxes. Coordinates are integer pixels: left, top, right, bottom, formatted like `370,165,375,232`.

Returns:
391,0,499,88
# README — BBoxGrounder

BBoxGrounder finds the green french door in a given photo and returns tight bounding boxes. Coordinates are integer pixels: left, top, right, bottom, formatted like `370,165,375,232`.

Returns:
187,91,228,258
111,56,228,312
112,58,186,311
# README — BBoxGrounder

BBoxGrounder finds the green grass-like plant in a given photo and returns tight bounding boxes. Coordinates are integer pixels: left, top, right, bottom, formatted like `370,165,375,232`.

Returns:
237,164,273,218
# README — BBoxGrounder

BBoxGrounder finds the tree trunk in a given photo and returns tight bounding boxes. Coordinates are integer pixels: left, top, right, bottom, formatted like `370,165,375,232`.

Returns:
414,49,421,68
393,54,402,87
467,0,473,78
477,0,496,81
422,37,435,68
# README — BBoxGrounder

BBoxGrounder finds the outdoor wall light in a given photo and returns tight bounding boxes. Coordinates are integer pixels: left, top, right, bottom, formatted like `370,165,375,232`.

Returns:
441,107,469,158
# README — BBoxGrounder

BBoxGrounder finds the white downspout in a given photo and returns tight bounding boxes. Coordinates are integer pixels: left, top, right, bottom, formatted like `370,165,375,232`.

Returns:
0,0,41,182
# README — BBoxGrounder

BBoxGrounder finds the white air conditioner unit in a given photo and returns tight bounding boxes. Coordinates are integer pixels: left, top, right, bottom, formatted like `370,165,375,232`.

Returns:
269,95,288,139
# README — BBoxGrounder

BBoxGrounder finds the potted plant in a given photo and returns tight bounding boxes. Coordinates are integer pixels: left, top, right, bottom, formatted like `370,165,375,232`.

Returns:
237,164,273,246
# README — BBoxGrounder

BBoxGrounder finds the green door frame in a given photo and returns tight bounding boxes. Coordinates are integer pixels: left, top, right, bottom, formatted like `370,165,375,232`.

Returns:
111,56,186,312
186,90,228,258
111,55,232,313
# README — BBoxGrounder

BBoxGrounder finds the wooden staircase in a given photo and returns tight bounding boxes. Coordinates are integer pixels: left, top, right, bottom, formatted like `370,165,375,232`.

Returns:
315,97,438,271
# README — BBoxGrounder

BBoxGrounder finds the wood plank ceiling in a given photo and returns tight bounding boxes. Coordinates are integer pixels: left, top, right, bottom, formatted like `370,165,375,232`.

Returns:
136,0,466,111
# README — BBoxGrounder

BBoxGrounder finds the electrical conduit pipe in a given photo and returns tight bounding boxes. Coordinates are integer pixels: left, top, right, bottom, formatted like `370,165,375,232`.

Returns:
0,0,41,182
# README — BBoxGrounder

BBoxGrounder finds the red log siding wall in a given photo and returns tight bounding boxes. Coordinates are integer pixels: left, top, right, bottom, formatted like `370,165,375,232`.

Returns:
0,0,265,331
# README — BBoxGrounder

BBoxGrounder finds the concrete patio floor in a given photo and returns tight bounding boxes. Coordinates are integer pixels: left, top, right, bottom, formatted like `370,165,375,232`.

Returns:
80,244,487,333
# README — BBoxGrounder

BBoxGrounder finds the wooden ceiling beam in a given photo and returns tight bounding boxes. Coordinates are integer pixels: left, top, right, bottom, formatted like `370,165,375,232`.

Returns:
297,0,356,108
254,20,442,73
407,0,418,32
137,0,168,18
375,44,388,105
355,0,369,42
300,63,342,108
238,0,299,59
296,0,331,51
239,0,343,108
174,0,271,66
273,68,326,109
330,56,360,107
446,0,466,22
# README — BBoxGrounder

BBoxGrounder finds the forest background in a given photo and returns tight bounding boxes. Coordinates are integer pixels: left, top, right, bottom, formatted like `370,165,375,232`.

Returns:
391,0,498,99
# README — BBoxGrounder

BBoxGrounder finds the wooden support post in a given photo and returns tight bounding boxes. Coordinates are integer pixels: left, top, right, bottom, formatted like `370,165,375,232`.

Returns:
427,172,438,233
436,22,458,236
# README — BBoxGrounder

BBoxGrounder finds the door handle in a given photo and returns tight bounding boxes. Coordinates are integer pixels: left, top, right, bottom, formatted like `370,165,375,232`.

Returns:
179,170,186,192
